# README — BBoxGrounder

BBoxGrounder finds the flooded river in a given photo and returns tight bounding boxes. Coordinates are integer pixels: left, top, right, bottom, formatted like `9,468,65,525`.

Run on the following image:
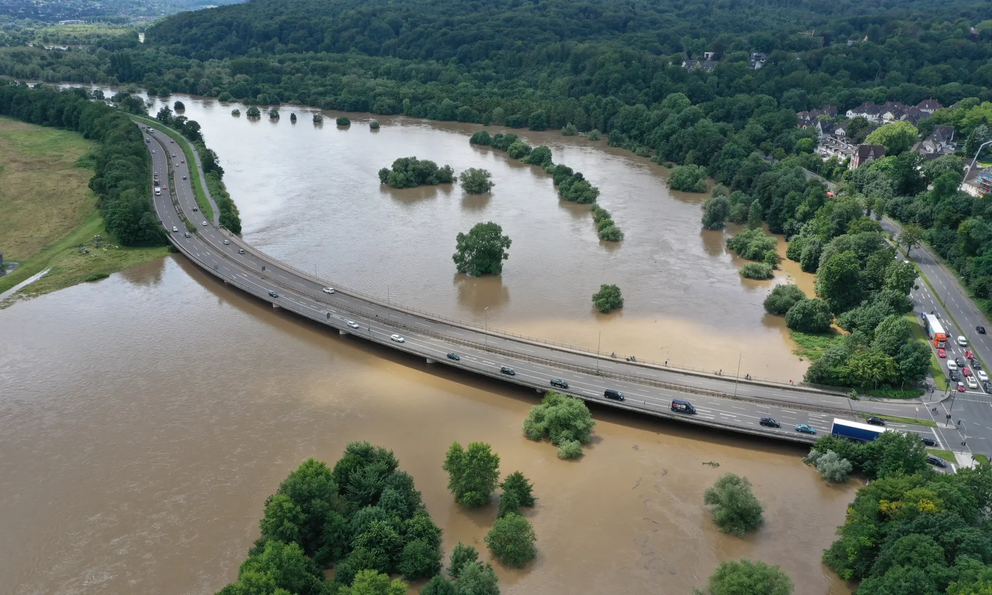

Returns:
1,90,851,594
0,258,851,595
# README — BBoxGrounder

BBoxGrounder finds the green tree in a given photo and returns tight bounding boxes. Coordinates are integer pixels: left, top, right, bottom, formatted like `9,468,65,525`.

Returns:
459,168,494,194
246,106,261,118
702,473,764,537
524,145,552,167
469,130,492,145
339,569,407,595
454,561,499,595
272,458,340,557
899,224,924,257
337,116,351,126
740,263,774,279
500,471,536,507
898,340,932,384
522,391,595,446
312,113,323,123
528,110,547,131
447,542,479,579
802,449,853,483
420,576,457,595
884,261,917,294
452,222,511,277
697,559,793,595
496,491,521,519
747,200,763,229
764,284,806,316
587,129,602,141
485,513,537,568
669,164,708,192
561,123,578,136
218,540,326,595
815,251,863,313
259,494,305,545
556,440,583,459
174,100,185,111
871,315,913,356
269,109,280,119
785,298,834,333
443,441,500,508
506,140,532,159
399,539,442,580
592,283,624,313
702,196,732,230
866,121,919,156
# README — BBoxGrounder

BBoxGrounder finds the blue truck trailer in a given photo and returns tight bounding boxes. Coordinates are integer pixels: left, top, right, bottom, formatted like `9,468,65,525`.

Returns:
831,418,886,442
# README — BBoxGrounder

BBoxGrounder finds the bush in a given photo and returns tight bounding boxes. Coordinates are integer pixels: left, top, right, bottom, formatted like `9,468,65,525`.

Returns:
703,473,764,537
669,164,708,192
337,116,351,126
500,471,536,507
290,113,297,122
523,391,595,445
587,129,602,140
764,284,806,316
369,119,380,130
726,228,778,262
557,440,583,459
496,491,520,519
785,298,833,333
702,196,731,230
506,140,532,159
312,113,323,123
699,560,794,595
740,263,774,279
598,224,624,241
443,441,500,508
231,109,240,116
491,132,518,151
561,122,578,136
459,168,494,194
246,106,261,118
269,109,279,119
592,283,624,313
591,205,612,223
485,513,537,568
379,157,454,188
802,449,853,483
524,145,552,167
469,130,493,146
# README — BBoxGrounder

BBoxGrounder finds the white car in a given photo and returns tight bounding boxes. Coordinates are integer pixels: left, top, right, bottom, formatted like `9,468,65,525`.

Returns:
978,370,989,382
967,376,979,389
347,321,360,329
948,360,958,371
201,220,208,226
172,153,176,157
323,287,335,294
223,239,230,245
172,225,178,232
390,334,405,343
958,336,968,347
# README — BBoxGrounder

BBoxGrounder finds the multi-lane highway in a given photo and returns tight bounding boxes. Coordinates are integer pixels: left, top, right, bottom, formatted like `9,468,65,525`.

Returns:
141,120,948,449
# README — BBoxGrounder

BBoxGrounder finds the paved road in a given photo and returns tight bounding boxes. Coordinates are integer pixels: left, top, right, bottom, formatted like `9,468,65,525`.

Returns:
140,122,949,449
883,216,992,456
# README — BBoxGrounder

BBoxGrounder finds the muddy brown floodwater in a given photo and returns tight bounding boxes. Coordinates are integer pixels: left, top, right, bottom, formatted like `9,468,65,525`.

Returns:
0,258,852,595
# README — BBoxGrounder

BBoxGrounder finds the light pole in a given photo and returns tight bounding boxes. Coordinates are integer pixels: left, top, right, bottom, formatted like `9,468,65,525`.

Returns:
733,351,742,398
484,306,490,350
966,139,992,180
596,330,602,374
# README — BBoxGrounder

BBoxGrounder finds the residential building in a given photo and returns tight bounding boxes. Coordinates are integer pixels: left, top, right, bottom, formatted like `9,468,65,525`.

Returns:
917,98,943,115
851,144,886,169
749,52,767,69
797,105,838,127
912,125,956,160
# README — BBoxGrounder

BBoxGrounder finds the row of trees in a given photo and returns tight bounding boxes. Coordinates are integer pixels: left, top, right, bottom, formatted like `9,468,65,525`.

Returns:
804,432,992,595
0,81,165,246
377,157,454,188
217,443,445,594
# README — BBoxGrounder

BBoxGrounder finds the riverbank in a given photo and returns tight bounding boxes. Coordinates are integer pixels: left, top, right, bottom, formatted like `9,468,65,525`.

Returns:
0,116,168,307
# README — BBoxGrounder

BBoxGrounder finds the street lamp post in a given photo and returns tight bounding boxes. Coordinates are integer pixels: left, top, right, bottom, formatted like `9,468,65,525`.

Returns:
966,139,992,180
484,306,490,350
733,351,742,398
596,330,602,374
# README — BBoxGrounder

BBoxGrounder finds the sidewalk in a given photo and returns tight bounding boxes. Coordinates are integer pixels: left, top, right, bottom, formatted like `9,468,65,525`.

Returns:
954,451,977,469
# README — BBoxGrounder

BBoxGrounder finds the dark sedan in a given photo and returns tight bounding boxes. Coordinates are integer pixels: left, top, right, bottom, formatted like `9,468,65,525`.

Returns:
759,417,780,428
447,353,460,361
921,436,938,447
927,455,948,468
978,326,987,334
550,378,568,389
865,416,886,426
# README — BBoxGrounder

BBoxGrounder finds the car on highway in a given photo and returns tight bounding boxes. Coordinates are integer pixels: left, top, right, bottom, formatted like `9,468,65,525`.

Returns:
184,232,191,238
192,205,198,211
759,417,780,428
966,349,974,358
182,175,187,180
950,370,962,381
958,335,968,346
921,436,938,447
181,159,185,163
978,370,989,382
447,353,460,361
238,249,245,254
671,398,695,413
963,367,973,377
151,149,156,153
605,389,625,401
172,225,178,232
322,287,335,294
201,220,208,226
927,455,948,468
938,348,946,358
972,359,982,370
968,376,979,389
865,416,886,426
223,239,230,245
390,334,405,343
978,326,987,334
948,360,958,371
795,424,817,434
550,378,568,389
956,357,966,367
500,366,515,376
957,381,967,392
172,153,176,157
347,321,360,329
170,140,174,143
268,291,279,298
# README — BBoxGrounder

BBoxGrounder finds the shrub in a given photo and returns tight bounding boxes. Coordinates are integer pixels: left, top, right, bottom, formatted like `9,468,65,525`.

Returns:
369,119,380,130
591,205,612,223
336,116,351,126
700,560,794,595
802,449,853,483
485,513,536,568
378,157,454,188
523,392,595,445
557,440,583,459
231,109,240,116
592,284,624,313
587,129,602,140
312,113,323,123
740,263,774,279
246,106,261,117
500,471,536,507
764,284,806,315
785,298,833,333
506,140,532,159
469,130,493,146
726,228,777,262
459,168,495,194
703,473,764,537
524,145,552,167
561,122,578,136
598,224,624,241
702,196,731,230
269,109,279,119
496,492,520,519
669,164,708,192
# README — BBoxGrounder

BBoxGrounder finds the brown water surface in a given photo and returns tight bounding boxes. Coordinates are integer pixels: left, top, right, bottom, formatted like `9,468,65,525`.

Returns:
0,258,852,595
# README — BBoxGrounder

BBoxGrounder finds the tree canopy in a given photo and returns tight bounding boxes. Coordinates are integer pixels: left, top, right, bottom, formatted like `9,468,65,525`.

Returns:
452,222,512,277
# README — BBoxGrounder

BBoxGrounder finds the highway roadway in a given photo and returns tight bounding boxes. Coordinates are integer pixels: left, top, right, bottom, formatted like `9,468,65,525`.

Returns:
141,121,948,449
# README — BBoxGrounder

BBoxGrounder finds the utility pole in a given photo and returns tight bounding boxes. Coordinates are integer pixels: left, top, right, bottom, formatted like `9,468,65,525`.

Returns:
484,306,490,350
596,330,602,374
733,351,742,398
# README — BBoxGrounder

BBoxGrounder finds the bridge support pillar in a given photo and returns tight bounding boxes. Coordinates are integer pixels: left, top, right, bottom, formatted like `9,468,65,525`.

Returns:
339,329,346,335
425,358,435,364
272,304,279,310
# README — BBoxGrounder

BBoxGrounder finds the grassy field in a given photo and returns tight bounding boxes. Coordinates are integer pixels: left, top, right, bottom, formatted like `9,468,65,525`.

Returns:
0,117,168,305
975,454,990,465
905,313,948,392
133,115,214,221
789,329,843,361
